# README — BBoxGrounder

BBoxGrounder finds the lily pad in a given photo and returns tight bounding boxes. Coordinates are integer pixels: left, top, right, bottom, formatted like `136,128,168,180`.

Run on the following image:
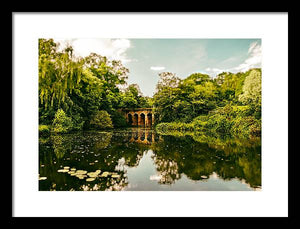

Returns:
76,174,87,179
201,175,208,179
39,177,47,180
70,168,76,171
100,171,110,177
58,169,69,173
76,170,87,175
86,178,96,182
87,172,98,178
111,174,120,178
64,166,70,170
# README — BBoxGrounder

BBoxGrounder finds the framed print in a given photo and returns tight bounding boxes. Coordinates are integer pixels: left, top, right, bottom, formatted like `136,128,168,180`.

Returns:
12,12,288,217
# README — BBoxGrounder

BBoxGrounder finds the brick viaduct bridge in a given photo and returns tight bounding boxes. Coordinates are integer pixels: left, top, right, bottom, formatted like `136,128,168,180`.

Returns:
119,108,154,127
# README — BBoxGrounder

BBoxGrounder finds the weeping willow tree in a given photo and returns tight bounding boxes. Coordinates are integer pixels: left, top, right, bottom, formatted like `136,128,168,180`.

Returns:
39,39,83,109
38,39,131,129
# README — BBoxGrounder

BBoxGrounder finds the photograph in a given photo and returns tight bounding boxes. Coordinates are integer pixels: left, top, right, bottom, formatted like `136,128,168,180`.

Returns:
38,38,262,191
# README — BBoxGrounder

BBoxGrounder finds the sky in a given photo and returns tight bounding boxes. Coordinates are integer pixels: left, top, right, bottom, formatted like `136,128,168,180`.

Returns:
55,38,262,97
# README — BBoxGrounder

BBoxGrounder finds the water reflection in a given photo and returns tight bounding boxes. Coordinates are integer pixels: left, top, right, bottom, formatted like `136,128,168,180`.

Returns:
128,128,156,144
39,128,261,191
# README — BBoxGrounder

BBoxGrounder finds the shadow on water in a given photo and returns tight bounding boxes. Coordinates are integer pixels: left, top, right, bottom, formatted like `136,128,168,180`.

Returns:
39,128,261,191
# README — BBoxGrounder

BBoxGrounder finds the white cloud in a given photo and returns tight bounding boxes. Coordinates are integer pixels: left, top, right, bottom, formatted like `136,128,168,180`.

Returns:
150,66,165,71
54,38,133,63
248,42,258,54
234,42,262,72
205,67,222,73
149,174,162,181
205,67,224,76
205,42,262,77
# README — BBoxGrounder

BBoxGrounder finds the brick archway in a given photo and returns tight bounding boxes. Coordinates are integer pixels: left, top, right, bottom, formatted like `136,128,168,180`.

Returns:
120,108,154,127
140,113,145,126
127,113,133,125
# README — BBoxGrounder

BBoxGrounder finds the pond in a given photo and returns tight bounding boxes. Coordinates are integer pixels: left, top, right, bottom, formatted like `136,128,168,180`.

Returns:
39,128,261,191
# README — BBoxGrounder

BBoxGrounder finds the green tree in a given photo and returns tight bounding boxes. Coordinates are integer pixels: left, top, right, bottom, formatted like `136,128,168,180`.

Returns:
120,84,150,108
156,72,181,92
239,69,261,106
154,72,220,123
52,109,74,133
239,69,261,119
39,39,83,109
39,39,131,131
90,110,113,129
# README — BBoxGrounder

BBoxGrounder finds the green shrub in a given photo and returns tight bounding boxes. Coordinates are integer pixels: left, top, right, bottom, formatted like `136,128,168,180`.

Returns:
216,116,232,135
90,110,113,129
192,115,209,131
232,116,261,138
156,104,261,139
52,109,74,133
110,111,128,128
193,115,209,122
205,114,233,136
71,113,85,131
39,124,50,137
232,105,252,117
156,123,170,133
249,119,261,137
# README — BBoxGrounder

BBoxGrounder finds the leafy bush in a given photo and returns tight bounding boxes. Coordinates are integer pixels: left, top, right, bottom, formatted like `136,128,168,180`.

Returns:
70,113,85,131
249,119,261,137
192,115,209,131
90,110,113,129
232,105,252,117
110,111,128,128
206,114,233,135
39,124,50,137
52,109,74,133
232,116,261,138
157,103,261,139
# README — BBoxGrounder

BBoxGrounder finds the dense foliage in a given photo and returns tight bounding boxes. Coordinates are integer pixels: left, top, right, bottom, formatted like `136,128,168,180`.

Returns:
89,110,113,130
154,69,261,138
51,109,75,133
39,39,150,133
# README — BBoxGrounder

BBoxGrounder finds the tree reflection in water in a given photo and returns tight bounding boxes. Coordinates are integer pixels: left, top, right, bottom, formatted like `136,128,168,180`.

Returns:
39,128,261,191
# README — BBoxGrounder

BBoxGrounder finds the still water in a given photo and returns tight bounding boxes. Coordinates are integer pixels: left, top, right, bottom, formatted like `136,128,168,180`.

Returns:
39,128,261,191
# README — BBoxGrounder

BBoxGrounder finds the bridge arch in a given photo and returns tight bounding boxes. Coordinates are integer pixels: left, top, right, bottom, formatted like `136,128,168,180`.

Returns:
140,113,145,126
127,113,133,125
133,113,139,126
120,108,154,127
146,113,152,127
